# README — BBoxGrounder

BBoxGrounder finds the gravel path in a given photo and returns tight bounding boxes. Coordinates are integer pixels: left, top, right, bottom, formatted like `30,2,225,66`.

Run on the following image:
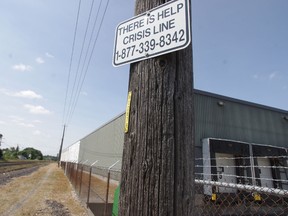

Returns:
2,165,53,216
0,163,88,216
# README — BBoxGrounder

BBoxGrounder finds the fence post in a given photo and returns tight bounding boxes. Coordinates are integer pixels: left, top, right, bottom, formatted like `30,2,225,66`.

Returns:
79,165,84,195
104,161,119,216
69,161,74,181
70,162,74,180
64,161,68,175
79,160,88,195
87,160,99,207
75,161,82,190
70,161,74,183
68,162,71,180
67,162,70,179
72,160,77,185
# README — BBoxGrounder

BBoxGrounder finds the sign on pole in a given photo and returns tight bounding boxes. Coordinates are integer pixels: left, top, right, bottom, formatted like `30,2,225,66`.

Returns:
113,0,190,67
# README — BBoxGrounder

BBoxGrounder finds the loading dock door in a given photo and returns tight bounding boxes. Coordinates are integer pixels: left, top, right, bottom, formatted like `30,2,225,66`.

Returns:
257,158,273,188
215,153,237,193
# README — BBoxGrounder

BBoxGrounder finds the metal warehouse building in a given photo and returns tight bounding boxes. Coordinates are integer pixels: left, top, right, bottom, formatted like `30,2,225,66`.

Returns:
61,89,288,190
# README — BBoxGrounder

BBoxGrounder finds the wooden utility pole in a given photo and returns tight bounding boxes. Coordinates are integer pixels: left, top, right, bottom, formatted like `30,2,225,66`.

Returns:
119,0,195,215
58,124,66,167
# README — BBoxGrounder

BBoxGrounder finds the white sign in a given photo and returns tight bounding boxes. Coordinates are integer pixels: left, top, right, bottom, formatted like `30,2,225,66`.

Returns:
113,0,190,67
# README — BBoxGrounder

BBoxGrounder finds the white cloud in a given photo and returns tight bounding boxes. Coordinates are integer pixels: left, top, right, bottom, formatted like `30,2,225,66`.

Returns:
0,88,9,95
12,63,32,71
35,57,45,64
253,74,259,79
33,120,42,123
269,72,277,80
33,130,42,135
17,122,35,128
1,89,42,99
45,52,54,58
9,115,24,123
24,104,51,114
14,90,43,99
253,72,279,80
33,130,51,138
0,120,6,125
81,91,88,96
8,116,36,128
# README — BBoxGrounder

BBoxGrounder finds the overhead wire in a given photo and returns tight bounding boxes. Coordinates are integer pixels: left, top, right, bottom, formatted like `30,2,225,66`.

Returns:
62,0,83,125
62,0,111,126
65,0,104,125
65,0,96,125
67,0,111,125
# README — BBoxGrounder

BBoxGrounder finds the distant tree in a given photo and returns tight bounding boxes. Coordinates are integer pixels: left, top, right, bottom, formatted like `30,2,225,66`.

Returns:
18,147,43,160
3,147,18,160
43,155,57,161
0,149,3,159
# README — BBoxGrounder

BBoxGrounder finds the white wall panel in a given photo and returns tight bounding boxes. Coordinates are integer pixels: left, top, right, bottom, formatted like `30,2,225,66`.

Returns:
61,141,80,162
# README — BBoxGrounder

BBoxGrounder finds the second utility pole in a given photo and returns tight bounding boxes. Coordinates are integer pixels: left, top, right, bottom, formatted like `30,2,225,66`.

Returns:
58,124,66,167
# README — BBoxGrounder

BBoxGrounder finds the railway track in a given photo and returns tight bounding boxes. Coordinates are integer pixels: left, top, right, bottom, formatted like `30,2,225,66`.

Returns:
0,160,50,174
0,160,51,185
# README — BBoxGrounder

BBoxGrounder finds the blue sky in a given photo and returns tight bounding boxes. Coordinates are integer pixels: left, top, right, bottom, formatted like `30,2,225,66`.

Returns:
0,0,287,156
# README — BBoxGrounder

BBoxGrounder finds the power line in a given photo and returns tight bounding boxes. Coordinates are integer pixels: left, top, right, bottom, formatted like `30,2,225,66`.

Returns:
65,0,103,125
67,0,111,125
62,0,83,125
60,0,112,163
65,0,96,125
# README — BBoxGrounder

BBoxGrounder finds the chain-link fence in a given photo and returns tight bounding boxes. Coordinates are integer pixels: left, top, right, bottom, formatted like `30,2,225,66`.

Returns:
194,155,288,216
194,179,288,215
60,161,120,216
61,154,288,216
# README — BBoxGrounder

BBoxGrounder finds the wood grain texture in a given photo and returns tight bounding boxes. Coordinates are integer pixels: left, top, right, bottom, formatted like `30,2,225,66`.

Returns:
119,1,195,215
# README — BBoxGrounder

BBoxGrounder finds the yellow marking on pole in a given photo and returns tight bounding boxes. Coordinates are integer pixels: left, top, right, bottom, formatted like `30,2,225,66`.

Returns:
211,193,217,201
124,91,132,133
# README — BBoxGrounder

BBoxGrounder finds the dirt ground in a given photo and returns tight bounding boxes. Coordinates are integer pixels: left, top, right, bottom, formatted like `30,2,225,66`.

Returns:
0,163,88,216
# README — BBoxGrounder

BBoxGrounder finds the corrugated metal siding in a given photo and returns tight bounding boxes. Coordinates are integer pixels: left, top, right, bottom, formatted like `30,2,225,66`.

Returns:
194,91,288,148
78,114,125,168
62,90,287,167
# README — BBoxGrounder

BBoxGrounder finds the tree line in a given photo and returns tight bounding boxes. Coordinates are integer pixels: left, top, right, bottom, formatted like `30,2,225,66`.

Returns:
0,146,57,161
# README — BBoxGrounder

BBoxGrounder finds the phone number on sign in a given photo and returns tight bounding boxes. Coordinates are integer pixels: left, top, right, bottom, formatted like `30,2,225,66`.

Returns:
115,30,185,61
